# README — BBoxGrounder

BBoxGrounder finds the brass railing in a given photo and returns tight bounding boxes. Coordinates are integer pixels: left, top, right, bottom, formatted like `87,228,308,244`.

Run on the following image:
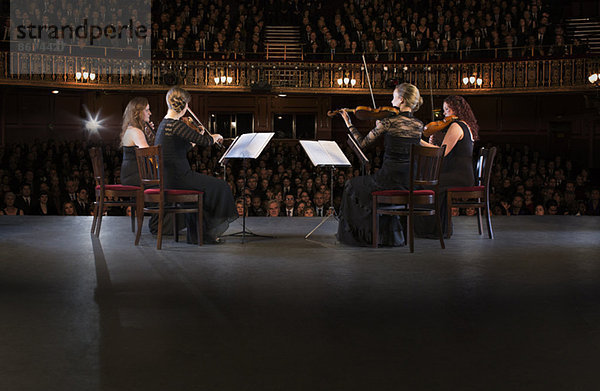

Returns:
1,50,598,94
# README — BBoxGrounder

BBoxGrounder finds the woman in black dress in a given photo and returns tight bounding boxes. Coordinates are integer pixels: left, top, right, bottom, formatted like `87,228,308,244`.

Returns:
416,95,478,237
120,97,153,186
155,86,237,244
336,83,433,247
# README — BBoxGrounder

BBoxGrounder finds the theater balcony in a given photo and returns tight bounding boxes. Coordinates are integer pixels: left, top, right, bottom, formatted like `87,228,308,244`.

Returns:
1,48,599,95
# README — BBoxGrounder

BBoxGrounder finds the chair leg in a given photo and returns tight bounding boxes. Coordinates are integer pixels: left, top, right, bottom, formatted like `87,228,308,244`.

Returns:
130,204,136,232
485,202,494,239
135,198,144,246
446,193,453,238
476,199,483,235
91,203,99,235
96,198,104,237
197,196,203,246
408,212,414,253
372,196,378,248
174,212,179,242
435,210,445,250
157,208,164,250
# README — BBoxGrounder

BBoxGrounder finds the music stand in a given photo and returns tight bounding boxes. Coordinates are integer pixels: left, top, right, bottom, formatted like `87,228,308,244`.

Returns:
219,132,274,242
300,140,352,239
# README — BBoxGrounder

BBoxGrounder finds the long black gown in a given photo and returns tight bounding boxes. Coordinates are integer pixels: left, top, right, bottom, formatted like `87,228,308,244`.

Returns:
415,120,474,237
155,118,237,243
337,112,424,247
120,146,140,186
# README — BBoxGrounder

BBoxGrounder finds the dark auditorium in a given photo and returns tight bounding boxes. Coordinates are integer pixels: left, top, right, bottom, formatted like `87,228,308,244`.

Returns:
1,0,600,389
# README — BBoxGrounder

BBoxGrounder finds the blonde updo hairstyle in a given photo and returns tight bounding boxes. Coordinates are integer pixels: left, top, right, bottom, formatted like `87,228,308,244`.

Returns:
394,83,423,112
166,86,191,114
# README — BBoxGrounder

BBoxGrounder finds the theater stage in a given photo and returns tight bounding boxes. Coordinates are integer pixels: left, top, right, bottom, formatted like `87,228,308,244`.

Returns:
1,215,599,390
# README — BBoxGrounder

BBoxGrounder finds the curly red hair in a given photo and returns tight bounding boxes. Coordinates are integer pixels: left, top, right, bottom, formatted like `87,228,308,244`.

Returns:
444,96,479,141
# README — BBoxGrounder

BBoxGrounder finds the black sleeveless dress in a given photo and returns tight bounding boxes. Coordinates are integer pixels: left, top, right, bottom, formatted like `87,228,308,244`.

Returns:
155,118,237,243
337,112,423,247
120,146,140,186
415,120,474,237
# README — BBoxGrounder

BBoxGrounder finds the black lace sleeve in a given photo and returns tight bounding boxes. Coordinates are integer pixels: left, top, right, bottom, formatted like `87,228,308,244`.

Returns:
170,120,214,146
349,118,389,149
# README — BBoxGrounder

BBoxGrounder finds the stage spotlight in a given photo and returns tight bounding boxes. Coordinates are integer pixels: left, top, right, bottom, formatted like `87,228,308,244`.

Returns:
51,90,59,94
83,106,106,135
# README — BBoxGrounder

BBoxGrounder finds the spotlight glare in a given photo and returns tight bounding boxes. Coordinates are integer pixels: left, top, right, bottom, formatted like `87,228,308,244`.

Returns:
83,106,106,134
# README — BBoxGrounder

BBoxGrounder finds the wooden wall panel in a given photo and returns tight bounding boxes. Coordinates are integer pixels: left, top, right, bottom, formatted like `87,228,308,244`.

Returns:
469,96,498,132
20,95,52,125
54,95,83,125
255,96,269,131
1,88,596,163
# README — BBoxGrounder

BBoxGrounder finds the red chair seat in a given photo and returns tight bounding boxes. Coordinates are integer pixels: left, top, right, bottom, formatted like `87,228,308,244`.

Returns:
373,189,435,196
144,188,204,196
448,186,485,192
97,184,141,191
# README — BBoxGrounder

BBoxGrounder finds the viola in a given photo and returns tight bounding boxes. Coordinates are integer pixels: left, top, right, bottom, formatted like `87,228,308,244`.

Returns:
423,115,459,137
328,106,401,121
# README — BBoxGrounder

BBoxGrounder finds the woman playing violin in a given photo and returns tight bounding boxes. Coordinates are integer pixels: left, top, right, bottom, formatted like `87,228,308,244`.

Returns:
337,83,432,247
416,95,479,238
154,86,237,244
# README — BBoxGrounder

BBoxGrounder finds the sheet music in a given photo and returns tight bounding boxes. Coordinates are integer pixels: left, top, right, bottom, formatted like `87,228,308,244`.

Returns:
223,132,274,159
300,140,352,167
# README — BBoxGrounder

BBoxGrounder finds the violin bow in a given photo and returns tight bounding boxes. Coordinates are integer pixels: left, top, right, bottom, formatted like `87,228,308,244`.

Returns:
186,108,224,149
427,64,435,122
362,54,377,109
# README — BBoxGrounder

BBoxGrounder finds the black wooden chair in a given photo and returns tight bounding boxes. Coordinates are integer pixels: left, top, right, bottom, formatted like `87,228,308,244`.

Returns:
135,145,204,249
89,147,142,237
447,146,497,239
372,144,446,253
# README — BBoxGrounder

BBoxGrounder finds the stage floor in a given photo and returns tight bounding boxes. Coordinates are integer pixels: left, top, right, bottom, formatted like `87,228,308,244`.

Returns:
1,215,599,390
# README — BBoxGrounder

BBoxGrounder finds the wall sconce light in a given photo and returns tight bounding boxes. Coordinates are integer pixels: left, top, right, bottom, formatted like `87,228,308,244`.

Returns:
220,75,226,84
75,68,95,82
589,73,599,85
214,76,220,84
463,75,483,87
338,76,357,87
226,76,233,84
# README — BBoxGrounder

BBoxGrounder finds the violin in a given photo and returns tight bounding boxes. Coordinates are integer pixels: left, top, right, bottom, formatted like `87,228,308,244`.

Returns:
328,106,400,121
423,115,459,137
181,109,224,149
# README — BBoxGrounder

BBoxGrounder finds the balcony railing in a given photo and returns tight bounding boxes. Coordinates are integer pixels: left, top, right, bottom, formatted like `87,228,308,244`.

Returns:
1,49,598,94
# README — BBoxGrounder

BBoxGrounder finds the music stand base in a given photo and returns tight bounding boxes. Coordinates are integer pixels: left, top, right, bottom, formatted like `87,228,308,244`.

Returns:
305,206,337,239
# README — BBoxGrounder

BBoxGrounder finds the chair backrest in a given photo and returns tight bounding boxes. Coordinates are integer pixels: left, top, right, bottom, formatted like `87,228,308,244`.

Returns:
409,144,446,189
476,146,497,188
135,145,163,191
89,147,105,188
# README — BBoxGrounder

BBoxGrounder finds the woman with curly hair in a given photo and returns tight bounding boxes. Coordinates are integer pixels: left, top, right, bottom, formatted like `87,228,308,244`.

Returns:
416,95,479,238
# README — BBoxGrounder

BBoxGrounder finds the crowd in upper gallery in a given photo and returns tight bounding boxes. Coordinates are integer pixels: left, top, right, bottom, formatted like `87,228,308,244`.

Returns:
0,0,590,62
